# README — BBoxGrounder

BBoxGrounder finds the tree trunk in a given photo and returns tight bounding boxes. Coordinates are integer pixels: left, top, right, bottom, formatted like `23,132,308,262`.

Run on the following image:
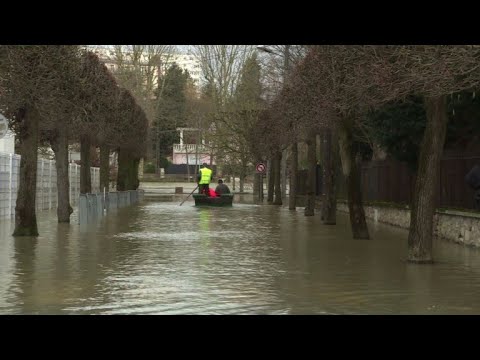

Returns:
117,149,140,191
273,150,282,205
322,128,338,225
253,171,259,198
13,106,39,236
407,95,448,264
239,161,246,193
338,117,370,239
50,126,72,223
100,144,110,192
281,148,287,201
117,148,127,191
80,135,91,194
289,142,298,210
267,157,274,204
305,133,316,216
133,157,140,190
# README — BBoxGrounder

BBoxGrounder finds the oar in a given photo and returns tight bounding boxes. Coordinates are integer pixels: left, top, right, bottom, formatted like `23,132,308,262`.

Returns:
179,185,199,206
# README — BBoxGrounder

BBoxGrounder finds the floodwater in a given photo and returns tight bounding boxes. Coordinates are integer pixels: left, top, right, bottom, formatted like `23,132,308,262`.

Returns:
1,193,480,314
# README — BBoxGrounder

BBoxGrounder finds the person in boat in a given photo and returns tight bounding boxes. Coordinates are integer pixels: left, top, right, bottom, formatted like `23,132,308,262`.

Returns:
208,188,218,197
197,162,213,196
215,179,231,195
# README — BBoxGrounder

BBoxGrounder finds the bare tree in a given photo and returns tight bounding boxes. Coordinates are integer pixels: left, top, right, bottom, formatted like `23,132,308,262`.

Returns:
257,45,309,208
194,45,255,109
384,46,480,263
111,45,175,119
283,46,380,238
110,45,176,166
194,45,258,183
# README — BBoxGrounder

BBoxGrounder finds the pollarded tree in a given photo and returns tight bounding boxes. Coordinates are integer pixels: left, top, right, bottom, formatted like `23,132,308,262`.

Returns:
85,56,123,193
342,45,480,260
38,46,85,223
292,45,480,261
282,46,393,237
0,45,84,234
116,89,149,191
75,51,125,195
383,46,480,263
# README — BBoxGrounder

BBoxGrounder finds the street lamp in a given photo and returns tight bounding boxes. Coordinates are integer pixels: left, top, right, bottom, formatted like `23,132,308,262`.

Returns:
257,45,291,202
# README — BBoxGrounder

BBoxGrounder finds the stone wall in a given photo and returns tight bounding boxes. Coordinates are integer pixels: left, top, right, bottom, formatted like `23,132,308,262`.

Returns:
337,200,480,247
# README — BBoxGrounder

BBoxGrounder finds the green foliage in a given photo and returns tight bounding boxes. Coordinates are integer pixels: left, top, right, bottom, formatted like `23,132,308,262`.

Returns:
159,156,171,169
214,54,264,171
366,96,426,169
144,162,156,173
357,139,374,161
201,81,218,102
154,64,191,158
365,91,480,170
445,91,480,148
233,53,263,109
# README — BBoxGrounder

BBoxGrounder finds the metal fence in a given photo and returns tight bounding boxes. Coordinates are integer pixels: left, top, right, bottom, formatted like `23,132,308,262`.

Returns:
337,154,480,210
0,152,100,218
78,190,144,224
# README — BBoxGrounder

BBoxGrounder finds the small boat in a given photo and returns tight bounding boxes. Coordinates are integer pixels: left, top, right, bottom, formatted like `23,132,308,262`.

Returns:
192,193,234,207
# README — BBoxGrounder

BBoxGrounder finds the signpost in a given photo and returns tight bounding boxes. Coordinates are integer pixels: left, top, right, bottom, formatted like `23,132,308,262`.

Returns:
256,163,266,201
256,162,266,174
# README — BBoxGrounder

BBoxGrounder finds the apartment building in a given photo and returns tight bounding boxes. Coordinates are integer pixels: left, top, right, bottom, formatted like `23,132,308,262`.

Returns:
90,46,202,89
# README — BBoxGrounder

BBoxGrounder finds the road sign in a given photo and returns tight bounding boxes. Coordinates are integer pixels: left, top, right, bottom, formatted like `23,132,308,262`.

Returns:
256,162,266,174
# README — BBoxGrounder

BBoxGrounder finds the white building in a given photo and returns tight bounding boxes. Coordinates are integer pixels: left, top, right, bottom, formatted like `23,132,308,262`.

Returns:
172,127,215,165
0,115,14,154
0,131,14,154
168,53,202,86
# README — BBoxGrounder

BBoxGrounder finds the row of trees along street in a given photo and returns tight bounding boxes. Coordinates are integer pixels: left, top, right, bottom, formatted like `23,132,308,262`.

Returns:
0,46,148,236
258,45,480,264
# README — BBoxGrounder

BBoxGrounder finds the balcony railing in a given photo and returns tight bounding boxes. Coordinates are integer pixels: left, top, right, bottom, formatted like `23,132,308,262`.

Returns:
173,144,209,153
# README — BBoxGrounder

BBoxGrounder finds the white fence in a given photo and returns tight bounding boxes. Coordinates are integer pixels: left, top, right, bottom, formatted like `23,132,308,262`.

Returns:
0,152,100,218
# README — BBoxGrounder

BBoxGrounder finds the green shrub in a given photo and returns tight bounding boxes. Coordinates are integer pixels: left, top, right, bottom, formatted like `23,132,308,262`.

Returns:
144,162,156,174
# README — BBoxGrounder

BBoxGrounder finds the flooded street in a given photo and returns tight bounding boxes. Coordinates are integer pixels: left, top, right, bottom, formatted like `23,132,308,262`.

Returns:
2,194,480,314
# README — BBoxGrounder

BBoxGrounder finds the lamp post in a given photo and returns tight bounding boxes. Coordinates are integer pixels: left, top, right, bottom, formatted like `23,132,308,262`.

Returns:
257,45,291,202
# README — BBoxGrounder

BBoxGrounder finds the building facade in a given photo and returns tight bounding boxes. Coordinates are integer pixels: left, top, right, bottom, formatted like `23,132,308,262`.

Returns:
90,46,202,90
172,127,215,166
0,114,14,154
